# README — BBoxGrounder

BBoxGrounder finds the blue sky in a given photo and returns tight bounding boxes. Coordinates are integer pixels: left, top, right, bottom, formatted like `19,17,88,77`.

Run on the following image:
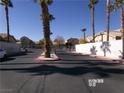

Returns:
0,0,121,41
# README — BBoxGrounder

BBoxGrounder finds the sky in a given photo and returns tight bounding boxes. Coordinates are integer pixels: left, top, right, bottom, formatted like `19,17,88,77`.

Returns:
0,0,121,41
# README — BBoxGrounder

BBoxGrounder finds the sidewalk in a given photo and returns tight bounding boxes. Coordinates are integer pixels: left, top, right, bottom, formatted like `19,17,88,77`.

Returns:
90,55,124,64
66,51,124,64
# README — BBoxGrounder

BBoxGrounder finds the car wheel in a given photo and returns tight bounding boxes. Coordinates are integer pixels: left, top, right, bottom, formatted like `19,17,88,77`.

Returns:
0,58,2,62
3,54,7,61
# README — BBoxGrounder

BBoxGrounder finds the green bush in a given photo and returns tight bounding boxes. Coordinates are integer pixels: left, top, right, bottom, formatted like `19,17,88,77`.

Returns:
79,38,88,44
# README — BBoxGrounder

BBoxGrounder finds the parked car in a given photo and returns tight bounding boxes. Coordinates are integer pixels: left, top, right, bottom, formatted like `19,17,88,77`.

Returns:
0,49,7,61
20,48,28,53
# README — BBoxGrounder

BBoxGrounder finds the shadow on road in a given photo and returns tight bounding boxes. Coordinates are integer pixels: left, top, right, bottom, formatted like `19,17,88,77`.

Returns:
0,64,124,78
1,50,123,78
0,53,27,62
0,60,120,66
0,51,33,63
0,57,16,62
10,52,28,57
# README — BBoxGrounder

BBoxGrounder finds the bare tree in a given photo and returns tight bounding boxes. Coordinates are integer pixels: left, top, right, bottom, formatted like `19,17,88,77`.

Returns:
54,36,65,48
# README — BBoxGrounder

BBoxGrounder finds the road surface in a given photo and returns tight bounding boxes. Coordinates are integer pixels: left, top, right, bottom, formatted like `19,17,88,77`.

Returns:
0,49,124,93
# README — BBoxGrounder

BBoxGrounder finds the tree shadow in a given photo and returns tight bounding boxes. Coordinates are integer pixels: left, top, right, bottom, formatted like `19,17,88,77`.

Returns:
0,58,120,66
0,64,124,78
118,50,122,59
0,57,16,62
100,41,111,56
0,61,119,66
9,52,28,57
27,50,35,53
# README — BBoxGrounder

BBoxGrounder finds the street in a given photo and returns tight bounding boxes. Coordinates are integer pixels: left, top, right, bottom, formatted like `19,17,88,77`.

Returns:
0,49,124,93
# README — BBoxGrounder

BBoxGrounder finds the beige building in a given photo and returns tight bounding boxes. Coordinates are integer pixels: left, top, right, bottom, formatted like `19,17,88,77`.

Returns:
86,29,122,42
0,33,17,43
0,36,4,41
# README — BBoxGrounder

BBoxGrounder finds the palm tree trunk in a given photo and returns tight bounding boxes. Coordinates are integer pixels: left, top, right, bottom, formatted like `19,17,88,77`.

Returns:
91,6,95,42
106,0,110,41
41,1,51,58
5,5,10,42
84,31,86,41
121,7,124,59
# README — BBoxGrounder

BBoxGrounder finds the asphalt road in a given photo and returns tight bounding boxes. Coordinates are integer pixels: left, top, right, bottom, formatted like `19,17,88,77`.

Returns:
0,49,124,93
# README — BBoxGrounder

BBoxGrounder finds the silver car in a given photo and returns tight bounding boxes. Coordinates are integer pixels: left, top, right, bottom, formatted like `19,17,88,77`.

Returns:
0,49,7,61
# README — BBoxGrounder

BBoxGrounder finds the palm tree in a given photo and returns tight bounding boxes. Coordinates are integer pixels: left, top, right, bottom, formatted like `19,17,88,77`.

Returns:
106,0,111,41
121,6,124,59
112,0,124,33
88,0,99,43
111,0,124,58
81,28,86,41
34,0,54,58
0,0,13,42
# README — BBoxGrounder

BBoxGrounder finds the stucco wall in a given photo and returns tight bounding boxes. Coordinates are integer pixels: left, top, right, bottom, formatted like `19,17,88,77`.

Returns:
0,41,21,55
75,40,122,59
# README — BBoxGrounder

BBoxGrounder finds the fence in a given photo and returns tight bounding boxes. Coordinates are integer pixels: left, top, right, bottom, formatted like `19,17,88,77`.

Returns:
0,41,21,55
75,40,122,59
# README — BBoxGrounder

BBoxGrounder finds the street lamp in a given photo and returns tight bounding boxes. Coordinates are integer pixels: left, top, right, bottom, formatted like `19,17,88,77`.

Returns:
81,28,86,41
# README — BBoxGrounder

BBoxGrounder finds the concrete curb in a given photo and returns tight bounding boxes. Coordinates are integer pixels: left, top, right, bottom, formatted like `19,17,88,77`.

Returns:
90,55,124,64
36,53,60,61
71,52,124,64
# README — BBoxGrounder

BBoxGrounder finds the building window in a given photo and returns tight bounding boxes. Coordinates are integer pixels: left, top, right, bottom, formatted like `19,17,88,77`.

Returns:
116,36,121,40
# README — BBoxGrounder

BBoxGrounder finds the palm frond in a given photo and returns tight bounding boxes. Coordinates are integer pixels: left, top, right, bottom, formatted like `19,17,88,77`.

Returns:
0,0,4,5
94,0,99,4
49,14,55,21
91,0,99,5
0,0,13,7
40,13,55,21
110,4,116,12
88,0,99,9
88,4,92,9
8,0,13,7
110,0,124,12
34,0,53,5
47,0,53,5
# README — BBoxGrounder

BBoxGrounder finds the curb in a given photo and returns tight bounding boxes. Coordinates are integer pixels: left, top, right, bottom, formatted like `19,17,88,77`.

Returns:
90,55,124,64
36,53,60,61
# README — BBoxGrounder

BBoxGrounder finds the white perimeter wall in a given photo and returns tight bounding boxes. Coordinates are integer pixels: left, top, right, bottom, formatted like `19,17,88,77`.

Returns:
75,40,122,59
0,41,21,55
